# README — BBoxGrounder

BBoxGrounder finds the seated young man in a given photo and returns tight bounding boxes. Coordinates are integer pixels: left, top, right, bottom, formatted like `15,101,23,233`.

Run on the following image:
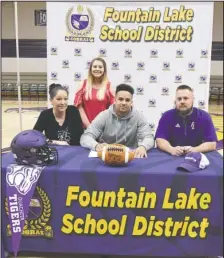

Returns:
80,84,155,158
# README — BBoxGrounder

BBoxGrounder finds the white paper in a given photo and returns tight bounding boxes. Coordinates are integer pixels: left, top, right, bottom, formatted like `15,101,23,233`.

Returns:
88,150,98,158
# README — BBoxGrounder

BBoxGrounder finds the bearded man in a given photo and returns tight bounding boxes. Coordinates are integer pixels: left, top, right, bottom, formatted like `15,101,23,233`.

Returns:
155,85,217,156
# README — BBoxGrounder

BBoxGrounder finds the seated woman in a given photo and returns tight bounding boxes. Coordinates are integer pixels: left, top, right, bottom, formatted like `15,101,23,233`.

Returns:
74,57,114,128
34,83,83,145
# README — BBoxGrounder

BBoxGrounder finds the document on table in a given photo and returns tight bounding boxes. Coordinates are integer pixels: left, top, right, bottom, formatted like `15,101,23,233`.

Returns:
88,150,98,158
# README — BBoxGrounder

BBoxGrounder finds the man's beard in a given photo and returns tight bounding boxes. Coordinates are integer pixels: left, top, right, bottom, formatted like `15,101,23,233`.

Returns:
177,105,193,116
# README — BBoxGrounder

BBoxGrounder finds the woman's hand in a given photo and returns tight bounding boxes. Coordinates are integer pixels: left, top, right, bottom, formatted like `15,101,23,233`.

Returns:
52,140,70,146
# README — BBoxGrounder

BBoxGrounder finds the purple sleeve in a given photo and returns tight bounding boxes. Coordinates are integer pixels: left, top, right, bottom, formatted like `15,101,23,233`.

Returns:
155,113,170,140
202,113,218,142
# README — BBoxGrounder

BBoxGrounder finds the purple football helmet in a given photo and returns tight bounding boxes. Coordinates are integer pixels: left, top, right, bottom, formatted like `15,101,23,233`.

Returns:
11,130,58,166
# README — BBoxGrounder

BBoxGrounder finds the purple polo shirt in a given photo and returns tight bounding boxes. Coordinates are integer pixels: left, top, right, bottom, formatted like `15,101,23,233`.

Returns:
155,107,217,147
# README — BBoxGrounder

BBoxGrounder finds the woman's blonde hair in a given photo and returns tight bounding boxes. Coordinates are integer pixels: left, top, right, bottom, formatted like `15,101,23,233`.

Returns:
85,57,108,100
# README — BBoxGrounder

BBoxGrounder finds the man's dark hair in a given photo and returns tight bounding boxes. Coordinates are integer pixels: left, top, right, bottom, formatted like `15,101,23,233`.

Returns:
176,85,193,92
116,84,134,95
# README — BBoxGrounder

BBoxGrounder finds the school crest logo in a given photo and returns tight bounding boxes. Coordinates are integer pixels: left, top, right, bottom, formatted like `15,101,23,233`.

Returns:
65,5,94,42
148,99,156,107
136,86,144,95
188,62,195,71
62,59,69,68
199,75,207,84
175,74,182,83
149,74,157,83
124,49,132,58
176,49,184,58
51,72,57,80
150,49,158,58
86,60,91,69
62,85,69,92
99,48,107,57
74,72,81,81
50,47,57,55
74,48,82,56
137,61,145,70
198,100,206,109
124,74,132,83
201,49,208,58
161,87,169,95
163,62,170,71
111,61,119,70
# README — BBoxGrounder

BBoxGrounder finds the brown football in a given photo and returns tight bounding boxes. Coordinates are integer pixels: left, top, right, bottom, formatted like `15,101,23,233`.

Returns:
97,144,135,166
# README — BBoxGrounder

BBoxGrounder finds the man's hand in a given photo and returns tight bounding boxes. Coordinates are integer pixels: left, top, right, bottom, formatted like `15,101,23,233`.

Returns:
95,143,108,152
169,146,185,156
134,146,147,158
184,146,196,154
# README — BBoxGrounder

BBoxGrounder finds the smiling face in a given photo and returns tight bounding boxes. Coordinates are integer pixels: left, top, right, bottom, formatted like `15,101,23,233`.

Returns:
51,89,68,113
114,90,133,117
175,89,194,115
90,59,105,79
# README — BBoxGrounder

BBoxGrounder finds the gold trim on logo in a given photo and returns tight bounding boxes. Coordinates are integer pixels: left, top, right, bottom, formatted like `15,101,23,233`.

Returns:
66,6,94,37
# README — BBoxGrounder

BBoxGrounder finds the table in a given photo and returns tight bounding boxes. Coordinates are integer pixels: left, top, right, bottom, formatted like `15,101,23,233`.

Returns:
1,146,223,257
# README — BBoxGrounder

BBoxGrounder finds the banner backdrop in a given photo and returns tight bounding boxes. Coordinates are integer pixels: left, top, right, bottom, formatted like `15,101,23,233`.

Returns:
47,2,213,131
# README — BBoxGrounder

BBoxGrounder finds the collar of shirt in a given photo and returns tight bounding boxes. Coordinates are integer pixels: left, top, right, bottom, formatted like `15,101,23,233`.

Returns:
174,107,198,124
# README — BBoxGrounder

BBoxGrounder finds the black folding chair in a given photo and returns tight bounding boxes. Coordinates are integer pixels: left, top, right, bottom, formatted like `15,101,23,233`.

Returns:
30,84,39,101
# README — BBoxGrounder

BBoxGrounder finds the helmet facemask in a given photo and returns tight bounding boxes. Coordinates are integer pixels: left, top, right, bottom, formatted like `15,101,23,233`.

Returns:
11,130,59,166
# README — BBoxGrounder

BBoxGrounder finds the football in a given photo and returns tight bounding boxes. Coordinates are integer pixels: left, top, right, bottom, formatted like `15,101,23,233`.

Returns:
97,144,135,166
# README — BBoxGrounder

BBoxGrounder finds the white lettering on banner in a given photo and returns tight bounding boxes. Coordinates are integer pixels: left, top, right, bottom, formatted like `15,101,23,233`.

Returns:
18,197,25,220
8,194,21,233
47,2,213,128
185,157,197,162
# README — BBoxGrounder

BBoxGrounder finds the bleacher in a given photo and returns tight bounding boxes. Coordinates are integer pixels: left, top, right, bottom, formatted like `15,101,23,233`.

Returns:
209,75,224,104
1,72,47,101
1,73,223,104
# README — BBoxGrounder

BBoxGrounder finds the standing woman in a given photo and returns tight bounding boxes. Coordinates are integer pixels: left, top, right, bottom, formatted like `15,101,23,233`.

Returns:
34,84,83,145
74,57,114,128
